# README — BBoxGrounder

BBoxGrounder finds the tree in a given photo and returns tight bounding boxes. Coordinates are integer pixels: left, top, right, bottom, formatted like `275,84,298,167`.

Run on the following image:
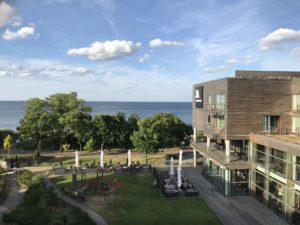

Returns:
60,111,92,151
33,149,40,166
84,138,95,152
3,134,13,154
17,92,92,150
131,117,159,163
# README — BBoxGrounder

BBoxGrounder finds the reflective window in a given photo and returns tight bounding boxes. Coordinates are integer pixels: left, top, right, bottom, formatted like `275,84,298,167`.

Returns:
216,116,224,128
255,172,266,189
216,94,225,109
231,169,249,182
293,95,300,111
255,144,266,167
269,149,286,176
296,157,300,182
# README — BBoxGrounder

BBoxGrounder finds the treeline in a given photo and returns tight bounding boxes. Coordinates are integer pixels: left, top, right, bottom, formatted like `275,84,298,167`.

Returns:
12,92,192,152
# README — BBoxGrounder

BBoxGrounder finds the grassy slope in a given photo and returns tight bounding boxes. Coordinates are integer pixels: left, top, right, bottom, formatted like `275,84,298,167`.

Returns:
52,172,222,225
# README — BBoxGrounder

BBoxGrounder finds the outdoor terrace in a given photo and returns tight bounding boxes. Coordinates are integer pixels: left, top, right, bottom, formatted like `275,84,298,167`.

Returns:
190,141,250,169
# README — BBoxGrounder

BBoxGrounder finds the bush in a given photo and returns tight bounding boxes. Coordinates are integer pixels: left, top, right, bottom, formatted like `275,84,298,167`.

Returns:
16,170,33,186
4,180,96,225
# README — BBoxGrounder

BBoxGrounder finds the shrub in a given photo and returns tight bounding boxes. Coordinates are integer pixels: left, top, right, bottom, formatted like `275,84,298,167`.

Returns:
16,170,33,186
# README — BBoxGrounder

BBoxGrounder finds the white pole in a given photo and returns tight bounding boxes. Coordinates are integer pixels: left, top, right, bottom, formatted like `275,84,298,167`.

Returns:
193,149,197,167
170,157,174,176
128,150,131,166
177,166,182,188
75,150,79,167
179,149,183,166
100,150,104,167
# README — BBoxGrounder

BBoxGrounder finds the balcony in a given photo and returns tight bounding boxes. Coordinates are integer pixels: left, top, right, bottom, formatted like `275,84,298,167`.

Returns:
292,105,300,113
190,141,250,169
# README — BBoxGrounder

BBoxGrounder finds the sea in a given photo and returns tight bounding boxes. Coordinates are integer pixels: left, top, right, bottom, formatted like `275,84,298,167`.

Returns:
0,101,192,131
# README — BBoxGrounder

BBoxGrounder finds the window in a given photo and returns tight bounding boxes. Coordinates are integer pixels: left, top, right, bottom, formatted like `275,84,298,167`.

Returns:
216,116,224,128
207,115,211,125
262,115,280,132
216,94,225,109
255,144,266,167
208,95,212,109
293,95,300,111
292,117,300,133
269,148,286,176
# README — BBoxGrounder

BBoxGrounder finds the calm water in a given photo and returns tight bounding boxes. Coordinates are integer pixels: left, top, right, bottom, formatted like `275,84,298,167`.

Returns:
0,101,192,130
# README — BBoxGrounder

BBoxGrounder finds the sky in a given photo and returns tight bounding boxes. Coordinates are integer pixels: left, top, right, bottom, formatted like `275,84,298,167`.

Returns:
0,0,300,101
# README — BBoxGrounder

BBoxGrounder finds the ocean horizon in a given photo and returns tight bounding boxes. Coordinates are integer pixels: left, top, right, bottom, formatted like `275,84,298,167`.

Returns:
0,101,192,131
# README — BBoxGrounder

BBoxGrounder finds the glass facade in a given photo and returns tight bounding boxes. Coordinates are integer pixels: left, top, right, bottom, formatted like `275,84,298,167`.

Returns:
293,95,300,111
216,94,225,109
269,148,286,177
255,144,266,167
216,116,225,128
292,117,300,133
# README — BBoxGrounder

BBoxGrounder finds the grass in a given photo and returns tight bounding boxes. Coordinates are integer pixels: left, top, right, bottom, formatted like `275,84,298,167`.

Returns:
51,172,222,225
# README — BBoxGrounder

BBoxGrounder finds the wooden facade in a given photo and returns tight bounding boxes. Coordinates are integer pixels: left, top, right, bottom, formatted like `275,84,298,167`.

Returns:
193,71,299,141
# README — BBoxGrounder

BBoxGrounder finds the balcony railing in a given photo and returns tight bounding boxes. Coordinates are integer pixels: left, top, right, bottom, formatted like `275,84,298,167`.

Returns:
292,104,300,113
191,141,249,166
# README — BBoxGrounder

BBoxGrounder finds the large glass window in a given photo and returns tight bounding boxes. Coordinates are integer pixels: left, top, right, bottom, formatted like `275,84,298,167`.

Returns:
208,95,212,109
296,156,300,182
255,171,266,189
293,95,300,111
268,180,285,216
231,169,249,182
292,117,300,133
255,144,266,167
216,94,225,109
263,115,280,132
216,116,224,128
269,148,286,176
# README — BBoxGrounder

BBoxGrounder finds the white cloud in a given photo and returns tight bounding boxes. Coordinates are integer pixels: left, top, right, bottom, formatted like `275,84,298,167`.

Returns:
259,28,300,50
73,67,92,75
2,26,36,40
291,47,300,57
225,59,239,64
204,65,229,74
138,53,150,63
149,38,185,48
67,40,141,60
0,1,19,27
0,70,11,77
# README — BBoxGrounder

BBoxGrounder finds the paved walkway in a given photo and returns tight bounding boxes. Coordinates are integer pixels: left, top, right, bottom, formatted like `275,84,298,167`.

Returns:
183,167,288,225
0,174,27,216
43,177,108,225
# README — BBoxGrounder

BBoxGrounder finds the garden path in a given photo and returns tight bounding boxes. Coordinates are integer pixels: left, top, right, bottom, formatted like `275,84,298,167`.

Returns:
43,176,108,225
0,174,27,217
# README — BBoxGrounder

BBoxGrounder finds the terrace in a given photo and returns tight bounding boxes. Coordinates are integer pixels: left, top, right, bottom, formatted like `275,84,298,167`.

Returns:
190,141,250,169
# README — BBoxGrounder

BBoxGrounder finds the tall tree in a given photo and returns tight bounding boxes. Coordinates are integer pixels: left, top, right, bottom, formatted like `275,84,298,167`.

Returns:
131,117,159,163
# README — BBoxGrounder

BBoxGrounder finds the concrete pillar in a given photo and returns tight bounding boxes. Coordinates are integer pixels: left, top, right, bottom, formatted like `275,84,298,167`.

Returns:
207,137,211,150
193,127,197,142
225,140,230,163
249,142,253,162
193,149,197,167
225,169,230,196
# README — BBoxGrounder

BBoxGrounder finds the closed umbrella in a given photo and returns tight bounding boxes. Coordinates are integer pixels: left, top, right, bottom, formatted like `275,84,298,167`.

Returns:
100,150,104,167
170,157,174,176
179,149,183,166
75,150,79,167
177,166,182,189
128,150,131,166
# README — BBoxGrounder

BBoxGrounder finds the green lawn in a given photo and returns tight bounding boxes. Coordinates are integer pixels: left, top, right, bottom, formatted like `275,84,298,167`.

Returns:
51,172,222,225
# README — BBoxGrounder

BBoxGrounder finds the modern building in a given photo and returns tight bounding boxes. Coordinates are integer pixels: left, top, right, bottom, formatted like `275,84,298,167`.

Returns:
191,70,300,225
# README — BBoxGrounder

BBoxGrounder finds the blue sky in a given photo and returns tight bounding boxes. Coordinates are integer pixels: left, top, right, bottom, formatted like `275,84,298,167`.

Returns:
1,0,300,101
